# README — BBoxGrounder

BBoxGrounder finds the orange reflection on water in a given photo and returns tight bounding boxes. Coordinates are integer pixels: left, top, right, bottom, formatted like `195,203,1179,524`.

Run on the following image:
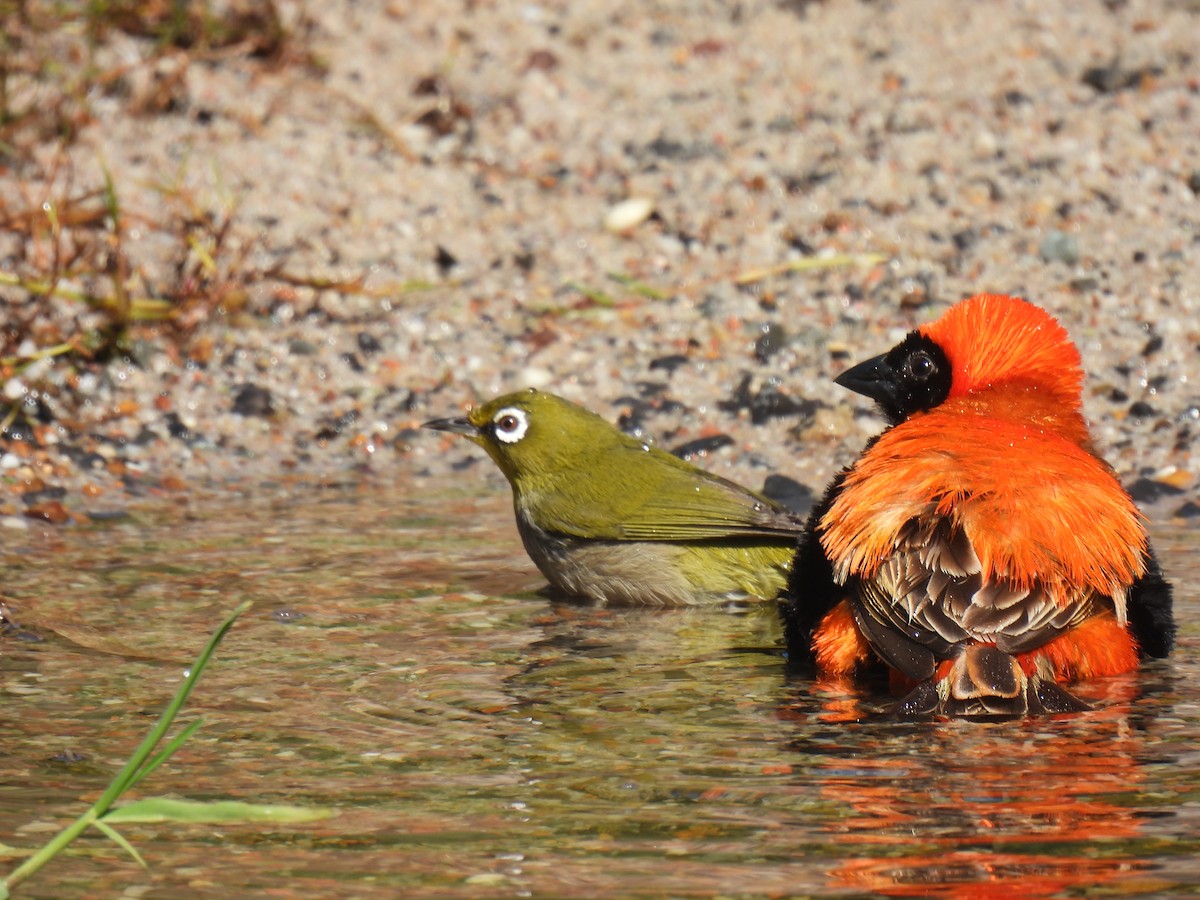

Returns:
783,674,1150,899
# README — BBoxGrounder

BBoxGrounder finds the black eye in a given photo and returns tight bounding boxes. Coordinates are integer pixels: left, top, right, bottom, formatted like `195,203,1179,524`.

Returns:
496,414,519,431
904,350,936,382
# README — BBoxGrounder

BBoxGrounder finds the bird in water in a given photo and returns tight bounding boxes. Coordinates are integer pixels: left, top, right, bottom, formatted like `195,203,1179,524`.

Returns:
424,389,805,605
781,293,1174,716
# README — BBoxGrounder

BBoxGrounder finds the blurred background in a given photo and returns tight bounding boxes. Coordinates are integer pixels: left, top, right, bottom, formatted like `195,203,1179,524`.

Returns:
1,0,1196,517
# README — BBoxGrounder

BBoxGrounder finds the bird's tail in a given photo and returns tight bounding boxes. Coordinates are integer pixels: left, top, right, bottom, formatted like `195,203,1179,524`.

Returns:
893,644,1090,717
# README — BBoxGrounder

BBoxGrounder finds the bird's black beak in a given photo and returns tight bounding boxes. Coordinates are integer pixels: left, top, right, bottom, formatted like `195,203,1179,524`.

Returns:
834,352,901,407
422,416,478,437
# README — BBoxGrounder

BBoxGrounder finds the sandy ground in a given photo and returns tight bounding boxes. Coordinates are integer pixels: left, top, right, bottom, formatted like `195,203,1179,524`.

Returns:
1,0,1198,526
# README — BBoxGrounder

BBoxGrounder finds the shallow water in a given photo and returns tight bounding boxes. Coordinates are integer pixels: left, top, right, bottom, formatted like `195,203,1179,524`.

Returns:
2,486,1198,898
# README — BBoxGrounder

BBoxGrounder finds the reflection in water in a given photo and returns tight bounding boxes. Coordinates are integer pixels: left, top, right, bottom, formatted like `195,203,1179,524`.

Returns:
781,670,1178,898
0,489,1196,897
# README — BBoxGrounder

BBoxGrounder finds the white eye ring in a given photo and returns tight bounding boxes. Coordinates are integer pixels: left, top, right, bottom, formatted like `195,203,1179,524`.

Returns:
491,407,529,444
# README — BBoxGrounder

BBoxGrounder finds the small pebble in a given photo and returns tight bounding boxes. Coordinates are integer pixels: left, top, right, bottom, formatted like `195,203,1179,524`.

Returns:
1174,501,1200,519
670,434,734,459
464,874,507,886
232,384,276,418
1126,477,1185,504
760,474,814,516
24,501,70,525
603,197,655,233
754,323,790,363
1039,230,1080,265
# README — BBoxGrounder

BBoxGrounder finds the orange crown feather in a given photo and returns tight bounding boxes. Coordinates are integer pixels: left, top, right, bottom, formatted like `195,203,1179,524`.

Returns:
920,293,1085,407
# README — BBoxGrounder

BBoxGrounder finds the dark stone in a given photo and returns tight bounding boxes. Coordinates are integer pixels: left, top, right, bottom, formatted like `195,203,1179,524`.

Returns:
87,509,132,521
670,434,734,460
413,74,448,96
435,245,459,274
1082,61,1164,94
164,413,196,441
645,136,691,159
232,384,275,418
718,374,816,424
1,420,32,441
20,486,66,507
75,451,107,469
951,228,977,251
391,427,422,452
760,474,814,516
754,322,790,363
633,382,672,400
783,169,835,194
648,354,690,374
637,135,718,164
314,409,361,442
1128,400,1156,418
357,332,383,355
1126,477,1185,504
718,373,756,413
1174,500,1200,519
750,386,813,425
784,232,816,254
614,397,657,436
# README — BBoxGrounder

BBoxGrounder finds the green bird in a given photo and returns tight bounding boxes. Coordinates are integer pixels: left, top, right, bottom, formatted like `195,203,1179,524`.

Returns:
423,389,804,605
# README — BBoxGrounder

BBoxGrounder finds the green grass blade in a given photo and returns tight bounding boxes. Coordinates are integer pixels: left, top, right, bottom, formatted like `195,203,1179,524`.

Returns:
607,272,671,300
564,282,615,306
1,600,251,893
122,717,206,793
100,163,121,227
90,821,147,870
104,798,336,825
734,252,888,285
93,600,252,809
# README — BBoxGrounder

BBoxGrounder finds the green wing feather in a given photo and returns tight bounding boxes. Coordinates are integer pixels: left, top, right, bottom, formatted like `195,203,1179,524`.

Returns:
527,441,804,542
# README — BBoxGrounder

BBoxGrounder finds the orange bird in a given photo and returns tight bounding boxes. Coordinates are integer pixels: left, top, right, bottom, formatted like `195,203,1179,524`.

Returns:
781,294,1174,716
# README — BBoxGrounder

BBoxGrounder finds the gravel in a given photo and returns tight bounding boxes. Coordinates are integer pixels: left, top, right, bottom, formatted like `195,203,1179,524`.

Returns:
1,0,1197,525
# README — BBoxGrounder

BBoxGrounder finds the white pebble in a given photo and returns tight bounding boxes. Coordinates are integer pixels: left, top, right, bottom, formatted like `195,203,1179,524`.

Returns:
604,197,655,233
3,377,26,401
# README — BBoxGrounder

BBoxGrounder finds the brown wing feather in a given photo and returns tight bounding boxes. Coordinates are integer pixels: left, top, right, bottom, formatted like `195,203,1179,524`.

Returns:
853,515,1110,677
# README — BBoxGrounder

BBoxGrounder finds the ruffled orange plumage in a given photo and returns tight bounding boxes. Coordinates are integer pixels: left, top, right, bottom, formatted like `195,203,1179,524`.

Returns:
782,294,1174,716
